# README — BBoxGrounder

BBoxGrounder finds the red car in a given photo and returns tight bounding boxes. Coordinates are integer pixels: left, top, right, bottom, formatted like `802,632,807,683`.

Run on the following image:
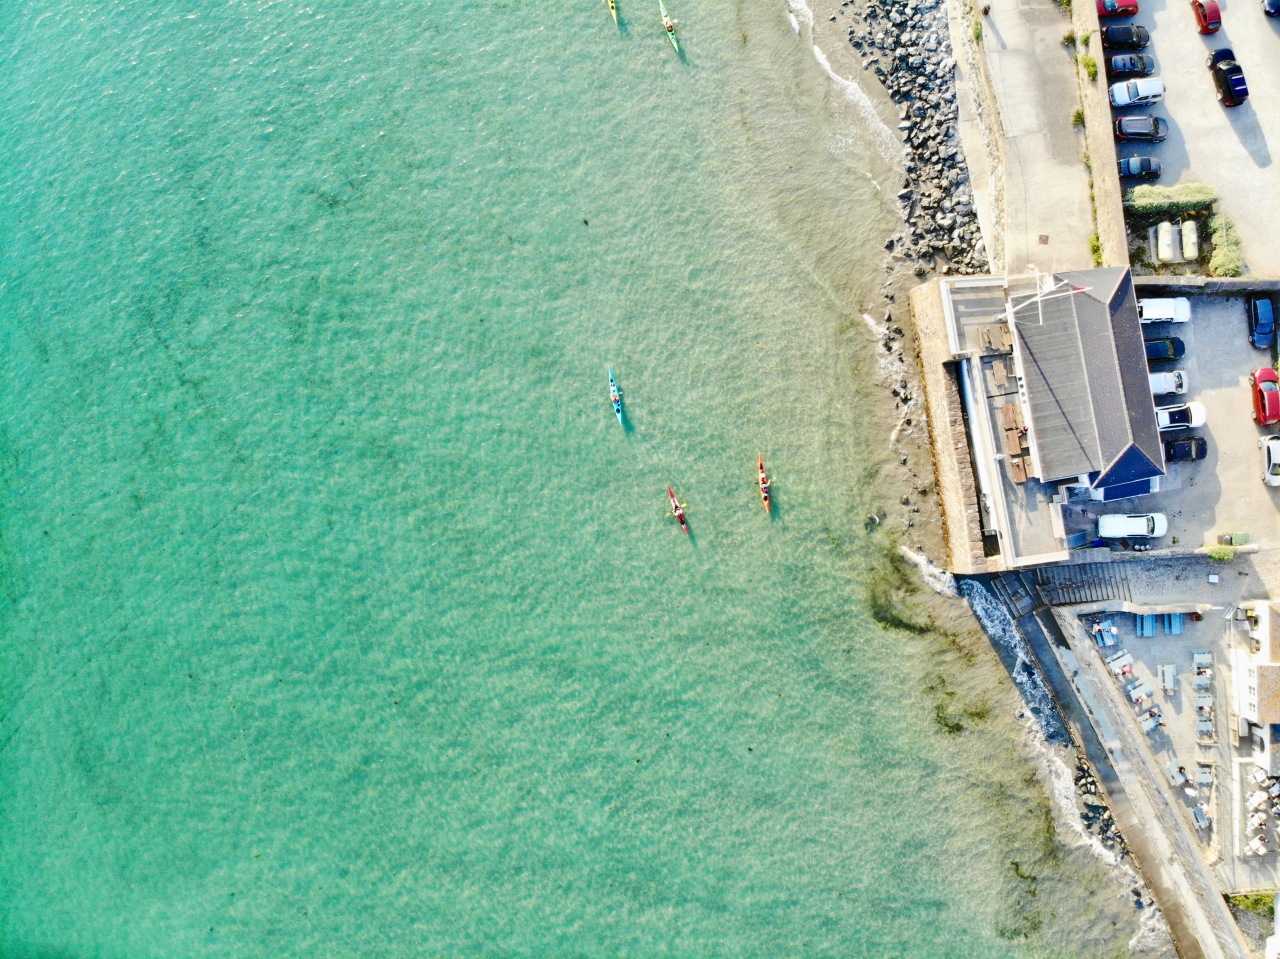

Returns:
1191,0,1222,32
1099,0,1140,15
1252,367,1280,425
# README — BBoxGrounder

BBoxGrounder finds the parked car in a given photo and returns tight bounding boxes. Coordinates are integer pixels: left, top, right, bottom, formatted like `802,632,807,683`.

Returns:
1164,435,1208,461
1138,297,1191,323
1265,0,1280,17
1114,115,1168,142
1099,0,1141,13
1102,24,1151,48
1252,367,1280,425
1109,54,1156,77
1118,156,1161,180
1156,401,1207,430
1150,370,1188,395
1209,49,1248,107
1098,513,1169,537
1110,78,1165,108
1191,0,1222,32
1263,436,1280,487
1145,336,1186,360
1249,296,1276,350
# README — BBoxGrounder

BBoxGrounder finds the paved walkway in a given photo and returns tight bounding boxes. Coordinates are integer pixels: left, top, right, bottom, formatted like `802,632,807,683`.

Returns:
978,0,1094,273
1054,609,1252,959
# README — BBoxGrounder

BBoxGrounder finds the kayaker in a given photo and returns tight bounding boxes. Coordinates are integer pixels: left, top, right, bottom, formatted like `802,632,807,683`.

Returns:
663,15,677,32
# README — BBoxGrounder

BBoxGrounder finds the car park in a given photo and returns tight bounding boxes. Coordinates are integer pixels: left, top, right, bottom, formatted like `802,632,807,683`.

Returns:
1146,336,1186,361
1110,78,1165,108
1262,436,1280,486
1139,297,1192,323
1191,0,1222,33
1098,513,1169,537
1156,402,1208,430
1109,54,1156,78
1150,370,1188,395
1252,367,1280,424
1164,435,1208,461
1249,296,1276,350
1103,24,1151,48
1118,156,1161,180
1099,0,1141,14
1114,116,1168,142
1208,49,1248,107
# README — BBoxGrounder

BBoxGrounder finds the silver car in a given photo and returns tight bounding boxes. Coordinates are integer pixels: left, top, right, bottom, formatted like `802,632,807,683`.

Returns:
1262,435,1280,487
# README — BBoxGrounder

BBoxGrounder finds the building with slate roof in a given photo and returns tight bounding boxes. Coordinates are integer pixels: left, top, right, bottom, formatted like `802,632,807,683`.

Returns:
910,268,1165,572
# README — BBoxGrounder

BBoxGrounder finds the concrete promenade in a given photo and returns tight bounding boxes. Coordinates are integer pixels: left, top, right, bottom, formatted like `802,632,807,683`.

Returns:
975,0,1095,273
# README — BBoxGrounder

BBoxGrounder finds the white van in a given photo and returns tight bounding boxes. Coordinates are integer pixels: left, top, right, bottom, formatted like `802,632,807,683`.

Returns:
1138,297,1192,323
1149,370,1187,395
1098,513,1169,538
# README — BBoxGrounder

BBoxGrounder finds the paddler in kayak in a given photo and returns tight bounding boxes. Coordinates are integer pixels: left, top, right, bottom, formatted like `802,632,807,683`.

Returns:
662,13,677,35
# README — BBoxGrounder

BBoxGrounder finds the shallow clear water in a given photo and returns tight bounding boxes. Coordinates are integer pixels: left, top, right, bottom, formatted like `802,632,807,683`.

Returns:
0,2,1142,956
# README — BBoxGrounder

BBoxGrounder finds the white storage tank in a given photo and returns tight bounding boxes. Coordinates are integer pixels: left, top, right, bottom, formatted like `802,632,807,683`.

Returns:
1181,219,1200,262
1156,220,1180,263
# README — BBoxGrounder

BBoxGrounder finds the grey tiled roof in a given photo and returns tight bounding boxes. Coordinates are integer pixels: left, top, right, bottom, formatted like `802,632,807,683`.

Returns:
1011,269,1163,484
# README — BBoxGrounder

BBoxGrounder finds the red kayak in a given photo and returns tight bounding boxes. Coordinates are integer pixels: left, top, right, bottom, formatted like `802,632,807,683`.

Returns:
757,455,771,513
667,485,689,533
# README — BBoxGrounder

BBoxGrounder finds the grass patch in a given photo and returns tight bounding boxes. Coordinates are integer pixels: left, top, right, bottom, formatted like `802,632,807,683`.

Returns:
1071,107,1085,128
1063,29,1077,49
1089,233,1103,266
1208,213,1244,277
1228,893,1275,918
972,18,983,42
1055,0,1072,9
1080,54,1097,81
1082,30,1092,48
1206,544,1238,562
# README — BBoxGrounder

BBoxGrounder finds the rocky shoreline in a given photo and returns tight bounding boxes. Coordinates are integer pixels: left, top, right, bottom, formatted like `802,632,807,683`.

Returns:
1074,755,1134,862
828,0,987,280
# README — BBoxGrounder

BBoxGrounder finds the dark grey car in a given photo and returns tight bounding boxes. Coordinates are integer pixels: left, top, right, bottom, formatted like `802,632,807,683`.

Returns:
1109,53,1156,77
1118,156,1161,179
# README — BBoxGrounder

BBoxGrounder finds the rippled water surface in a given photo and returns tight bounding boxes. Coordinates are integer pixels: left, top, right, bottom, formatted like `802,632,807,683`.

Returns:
0,3,1144,956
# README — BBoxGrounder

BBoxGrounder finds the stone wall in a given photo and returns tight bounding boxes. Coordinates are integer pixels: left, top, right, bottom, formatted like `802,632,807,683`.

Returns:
909,279,991,573
1071,2,1130,267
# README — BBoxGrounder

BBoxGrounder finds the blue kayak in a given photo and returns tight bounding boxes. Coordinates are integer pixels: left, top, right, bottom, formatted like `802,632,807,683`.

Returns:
608,367,624,426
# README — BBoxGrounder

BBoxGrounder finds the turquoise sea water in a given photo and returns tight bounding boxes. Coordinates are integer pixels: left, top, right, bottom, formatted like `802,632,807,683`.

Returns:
1,3,1146,956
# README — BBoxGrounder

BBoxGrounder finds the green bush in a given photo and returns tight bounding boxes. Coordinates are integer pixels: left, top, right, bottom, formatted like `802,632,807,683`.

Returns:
973,19,983,42
1228,893,1275,918
1071,107,1085,127
1063,29,1077,48
1205,544,1237,562
1088,233,1103,266
1124,182,1218,217
1208,214,1244,277
1080,54,1097,81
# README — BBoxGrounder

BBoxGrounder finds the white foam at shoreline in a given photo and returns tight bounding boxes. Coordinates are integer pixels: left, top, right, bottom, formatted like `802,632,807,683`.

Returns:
809,44,903,167
783,0,902,166
898,544,956,597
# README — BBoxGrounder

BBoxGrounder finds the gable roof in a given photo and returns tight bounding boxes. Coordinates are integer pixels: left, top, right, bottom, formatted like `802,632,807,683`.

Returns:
1010,269,1164,485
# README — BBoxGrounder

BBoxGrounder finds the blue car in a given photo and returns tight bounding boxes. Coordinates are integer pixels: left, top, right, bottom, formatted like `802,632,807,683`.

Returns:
1249,295,1276,350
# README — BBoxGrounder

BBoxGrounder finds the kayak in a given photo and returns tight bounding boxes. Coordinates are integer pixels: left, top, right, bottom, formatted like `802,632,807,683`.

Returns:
757,455,771,513
608,367,624,426
658,0,680,53
667,485,689,533
605,0,618,25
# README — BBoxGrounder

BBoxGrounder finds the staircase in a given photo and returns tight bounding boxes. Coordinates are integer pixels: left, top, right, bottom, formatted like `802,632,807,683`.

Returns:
1032,563,1134,607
